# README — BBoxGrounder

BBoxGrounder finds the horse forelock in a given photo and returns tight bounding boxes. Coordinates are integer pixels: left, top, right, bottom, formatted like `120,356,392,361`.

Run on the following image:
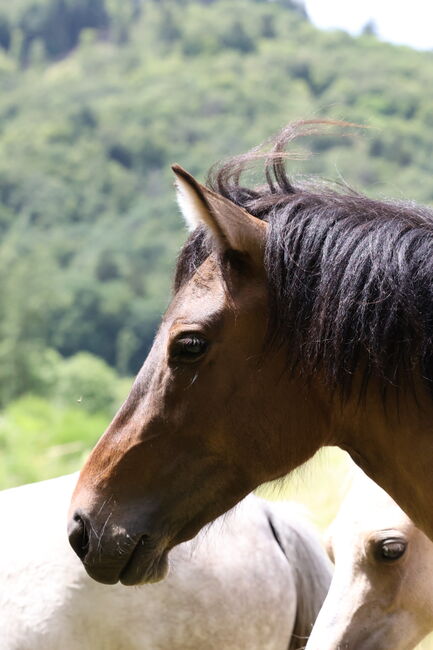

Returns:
174,121,433,400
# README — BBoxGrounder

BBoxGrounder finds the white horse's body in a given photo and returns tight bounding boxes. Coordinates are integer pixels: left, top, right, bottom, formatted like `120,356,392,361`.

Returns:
306,468,433,650
0,474,331,650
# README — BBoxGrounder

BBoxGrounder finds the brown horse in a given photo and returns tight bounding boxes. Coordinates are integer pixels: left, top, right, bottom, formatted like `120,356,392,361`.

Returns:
69,121,433,586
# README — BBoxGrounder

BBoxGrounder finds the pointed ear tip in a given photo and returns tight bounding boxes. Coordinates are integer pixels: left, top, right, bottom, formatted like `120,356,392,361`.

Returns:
171,163,187,177
171,165,202,194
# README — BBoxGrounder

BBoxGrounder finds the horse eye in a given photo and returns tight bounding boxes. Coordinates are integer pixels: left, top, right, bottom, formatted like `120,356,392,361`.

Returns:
378,539,407,562
170,335,208,363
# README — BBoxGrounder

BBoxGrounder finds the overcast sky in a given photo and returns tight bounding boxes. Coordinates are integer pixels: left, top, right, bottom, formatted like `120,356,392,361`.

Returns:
304,0,433,50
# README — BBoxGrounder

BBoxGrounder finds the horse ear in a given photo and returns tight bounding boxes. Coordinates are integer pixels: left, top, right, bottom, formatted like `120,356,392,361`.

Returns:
172,164,266,263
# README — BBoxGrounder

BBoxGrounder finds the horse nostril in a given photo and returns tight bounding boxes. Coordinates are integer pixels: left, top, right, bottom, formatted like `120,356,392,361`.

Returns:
68,512,90,561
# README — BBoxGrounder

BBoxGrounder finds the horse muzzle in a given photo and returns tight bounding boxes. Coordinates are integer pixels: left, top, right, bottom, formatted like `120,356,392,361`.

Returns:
68,509,170,585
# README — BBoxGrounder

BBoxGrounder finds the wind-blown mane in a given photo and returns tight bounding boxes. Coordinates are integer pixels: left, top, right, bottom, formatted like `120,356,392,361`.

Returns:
175,121,433,398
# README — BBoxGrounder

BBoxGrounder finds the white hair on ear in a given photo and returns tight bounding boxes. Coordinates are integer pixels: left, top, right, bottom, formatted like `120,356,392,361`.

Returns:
172,165,266,261
175,175,209,232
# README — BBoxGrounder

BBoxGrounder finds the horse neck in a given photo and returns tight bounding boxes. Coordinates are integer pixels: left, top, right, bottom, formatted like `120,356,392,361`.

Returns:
336,380,433,541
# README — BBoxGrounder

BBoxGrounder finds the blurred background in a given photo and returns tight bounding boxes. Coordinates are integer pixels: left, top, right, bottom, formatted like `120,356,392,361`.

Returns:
1,3,433,642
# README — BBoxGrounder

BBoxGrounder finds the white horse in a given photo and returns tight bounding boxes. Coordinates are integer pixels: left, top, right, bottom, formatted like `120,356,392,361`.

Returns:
0,473,331,650
306,468,433,650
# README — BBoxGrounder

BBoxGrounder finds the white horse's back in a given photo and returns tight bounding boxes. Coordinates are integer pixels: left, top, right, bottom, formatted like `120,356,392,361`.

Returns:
0,474,331,650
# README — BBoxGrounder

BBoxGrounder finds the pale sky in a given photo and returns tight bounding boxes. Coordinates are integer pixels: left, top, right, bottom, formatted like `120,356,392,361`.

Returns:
304,0,433,50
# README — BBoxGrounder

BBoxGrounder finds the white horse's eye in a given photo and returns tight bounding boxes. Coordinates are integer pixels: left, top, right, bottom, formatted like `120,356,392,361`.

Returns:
378,539,407,562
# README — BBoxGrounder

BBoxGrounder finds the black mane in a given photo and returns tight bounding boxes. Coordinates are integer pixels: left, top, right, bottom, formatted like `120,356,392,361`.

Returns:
175,122,433,397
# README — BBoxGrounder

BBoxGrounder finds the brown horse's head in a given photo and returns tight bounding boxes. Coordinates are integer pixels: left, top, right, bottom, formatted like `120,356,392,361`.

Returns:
68,165,332,585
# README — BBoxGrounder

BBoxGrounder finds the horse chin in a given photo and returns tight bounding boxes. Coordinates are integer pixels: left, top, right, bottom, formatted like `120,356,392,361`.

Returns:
119,537,170,586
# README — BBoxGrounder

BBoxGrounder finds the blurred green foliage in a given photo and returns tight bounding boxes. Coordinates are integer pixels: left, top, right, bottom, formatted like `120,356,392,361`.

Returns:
0,394,107,487
0,350,132,487
1,0,433,486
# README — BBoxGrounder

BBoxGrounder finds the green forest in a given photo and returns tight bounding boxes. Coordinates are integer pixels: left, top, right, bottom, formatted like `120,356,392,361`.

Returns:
2,0,433,487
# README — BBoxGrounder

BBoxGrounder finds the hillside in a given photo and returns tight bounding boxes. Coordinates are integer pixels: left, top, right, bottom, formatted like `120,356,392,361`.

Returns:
2,0,433,484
